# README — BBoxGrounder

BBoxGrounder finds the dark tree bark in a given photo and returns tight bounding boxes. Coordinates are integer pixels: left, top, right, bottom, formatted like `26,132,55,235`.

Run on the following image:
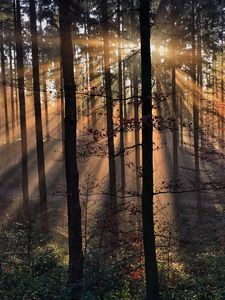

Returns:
9,43,15,142
179,93,184,148
89,52,97,129
14,0,29,211
196,8,203,149
171,41,178,184
59,58,65,164
130,1,141,202
191,0,200,184
13,48,19,132
191,0,201,211
40,22,50,141
121,0,127,136
59,0,83,292
28,0,48,232
140,0,160,299
101,0,118,244
0,24,10,144
86,11,97,130
43,77,49,141
117,0,126,204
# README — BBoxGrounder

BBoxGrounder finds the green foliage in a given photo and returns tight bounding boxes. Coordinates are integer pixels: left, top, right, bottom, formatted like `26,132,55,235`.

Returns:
82,253,145,300
1,220,225,299
160,249,225,300
0,243,68,300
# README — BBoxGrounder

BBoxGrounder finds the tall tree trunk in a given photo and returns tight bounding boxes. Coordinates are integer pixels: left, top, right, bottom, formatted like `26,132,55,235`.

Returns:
9,43,15,142
28,0,48,232
59,58,65,164
117,0,126,205
86,12,97,130
0,24,10,144
40,21,50,141
140,0,159,299
121,0,127,125
192,0,202,217
171,41,178,185
131,1,141,204
191,0,200,192
14,0,29,212
89,53,96,129
133,61,141,196
171,40,180,217
59,0,83,291
101,0,118,244
43,73,50,141
197,8,203,150
13,48,19,134
179,93,184,148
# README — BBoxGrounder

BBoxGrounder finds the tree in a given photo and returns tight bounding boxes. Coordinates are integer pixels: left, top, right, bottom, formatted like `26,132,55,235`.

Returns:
140,0,159,299
117,0,126,208
59,0,83,293
0,22,10,144
9,38,15,142
28,0,48,232
101,0,118,244
14,0,29,212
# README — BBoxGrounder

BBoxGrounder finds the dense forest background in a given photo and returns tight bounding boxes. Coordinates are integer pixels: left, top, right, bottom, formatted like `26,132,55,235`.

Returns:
0,0,225,299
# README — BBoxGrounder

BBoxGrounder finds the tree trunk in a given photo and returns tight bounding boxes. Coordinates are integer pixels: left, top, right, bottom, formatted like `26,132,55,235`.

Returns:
101,0,118,245
39,22,50,142
14,0,29,212
86,13,97,130
13,48,19,134
192,0,201,214
59,0,83,292
191,1,200,186
117,0,126,205
140,0,159,299
0,24,10,144
59,58,65,164
197,8,203,150
131,1,141,205
29,0,48,232
9,43,15,142
171,44,178,184
43,76,50,141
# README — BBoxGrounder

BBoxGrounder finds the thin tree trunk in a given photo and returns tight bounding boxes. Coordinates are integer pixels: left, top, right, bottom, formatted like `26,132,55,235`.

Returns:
179,94,183,148
59,58,65,164
0,24,10,144
131,1,141,203
29,0,48,232
87,13,96,130
140,0,159,299
43,76,50,141
39,21,50,141
172,47,178,183
9,43,15,142
89,53,96,129
101,0,118,244
197,8,203,150
14,0,29,212
13,48,19,133
191,0,200,188
121,1,127,125
117,0,126,204
59,0,83,291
